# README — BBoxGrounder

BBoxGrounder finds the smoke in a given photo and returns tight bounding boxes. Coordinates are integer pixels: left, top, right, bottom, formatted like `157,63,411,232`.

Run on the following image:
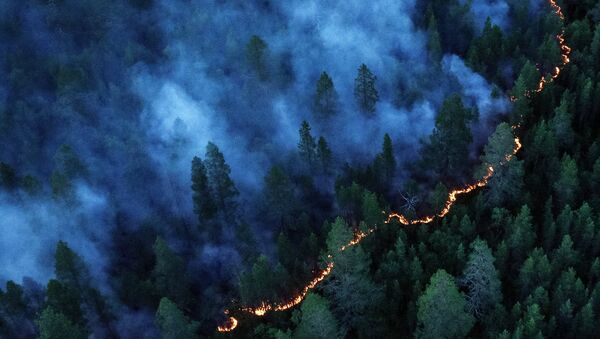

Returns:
0,184,111,285
463,0,511,32
138,0,508,189
0,0,526,331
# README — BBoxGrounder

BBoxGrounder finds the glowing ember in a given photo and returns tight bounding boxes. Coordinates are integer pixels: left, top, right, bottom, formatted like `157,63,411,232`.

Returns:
217,0,569,333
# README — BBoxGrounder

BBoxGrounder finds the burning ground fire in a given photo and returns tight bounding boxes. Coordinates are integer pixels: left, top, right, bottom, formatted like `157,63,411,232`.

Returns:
216,0,570,333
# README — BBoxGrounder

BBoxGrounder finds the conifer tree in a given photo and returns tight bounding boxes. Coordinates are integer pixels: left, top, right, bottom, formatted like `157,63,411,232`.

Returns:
191,156,216,223
155,298,199,339
205,142,238,214
246,35,268,80
416,269,474,338
461,239,502,318
313,72,338,118
316,136,332,174
354,64,379,115
298,120,317,168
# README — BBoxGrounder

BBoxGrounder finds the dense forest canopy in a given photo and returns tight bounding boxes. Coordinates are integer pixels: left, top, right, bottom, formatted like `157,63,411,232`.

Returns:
1,0,600,338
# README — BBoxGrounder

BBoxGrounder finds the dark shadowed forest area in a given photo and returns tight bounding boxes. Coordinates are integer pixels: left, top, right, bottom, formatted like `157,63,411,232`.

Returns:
1,0,600,338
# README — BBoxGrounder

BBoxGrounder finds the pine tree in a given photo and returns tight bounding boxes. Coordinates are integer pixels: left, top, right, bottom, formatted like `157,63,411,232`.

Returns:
461,239,502,318
151,237,191,307
323,217,383,335
191,156,216,223
205,142,238,214
427,10,442,62
316,136,332,174
298,120,317,168
378,133,396,181
246,35,268,80
54,241,86,289
354,64,379,115
508,205,536,263
45,280,84,326
479,122,524,207
239,255,277,305
155,298,199,339
416,269,475,339
422,94,476,179
554,153,579,207
293,293,341,339
313,72,338,118
518,248,552,297
551,96,575,149
35,307,86,339
263,165,295,223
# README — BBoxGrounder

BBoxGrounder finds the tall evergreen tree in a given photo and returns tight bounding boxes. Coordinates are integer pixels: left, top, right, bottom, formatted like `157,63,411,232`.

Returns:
427,10,442,62
354,64,379,115
191,156,216,223
554,154,579,207
35,307,86,339
298,120,317,168
263,165,296,223
479,122,524,207
246,35,268,80
416,269,474,339
151,237,191,307
316,136,333,174
205,142,238,215
374,133,396,183
313,72,338,118
422,94,476,179
293,293,341,339
155,298,199,339
323,217,384,336
461,239,502,318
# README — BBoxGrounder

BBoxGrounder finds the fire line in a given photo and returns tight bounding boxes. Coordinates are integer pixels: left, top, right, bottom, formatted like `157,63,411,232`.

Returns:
216,0,570,332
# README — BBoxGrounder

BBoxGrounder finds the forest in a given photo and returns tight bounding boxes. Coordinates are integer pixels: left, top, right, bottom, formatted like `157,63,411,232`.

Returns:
1,0,600,338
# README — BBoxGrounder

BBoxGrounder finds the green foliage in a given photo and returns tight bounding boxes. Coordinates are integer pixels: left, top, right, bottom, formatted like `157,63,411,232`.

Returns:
246,35,269,80
554,154,579,207
263,165,296,223
313,72,338,118
239,255,279,305
354,64,379,115
35,307,86,339
480,123,524,207
316,136,333,174
191,156,217,223
518,248,552,298
416,269,474,339
427,11,442,62
323,217,383,336
298,120,317,168
155,298,199,339
422,94,476,179
205,142,238,214
54,241,86,288
462,239,502,317
45,280,84,325
293,293,341,339
151,237,191,307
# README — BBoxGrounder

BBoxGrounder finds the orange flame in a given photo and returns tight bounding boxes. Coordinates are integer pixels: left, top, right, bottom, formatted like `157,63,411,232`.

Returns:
217,0,568,332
